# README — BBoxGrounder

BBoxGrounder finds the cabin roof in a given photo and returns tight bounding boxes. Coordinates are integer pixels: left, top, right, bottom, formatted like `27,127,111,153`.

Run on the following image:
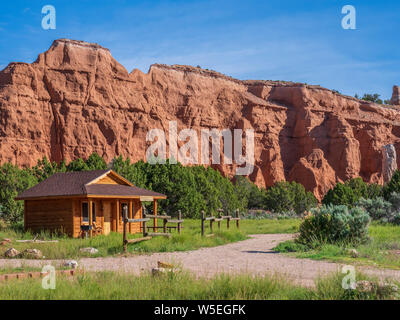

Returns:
15,169,166,200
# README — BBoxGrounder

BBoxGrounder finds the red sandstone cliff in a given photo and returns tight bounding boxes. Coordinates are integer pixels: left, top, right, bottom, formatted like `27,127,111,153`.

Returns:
1,39,400,199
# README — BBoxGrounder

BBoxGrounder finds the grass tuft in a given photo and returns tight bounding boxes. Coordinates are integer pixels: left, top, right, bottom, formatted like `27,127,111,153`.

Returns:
0,270,396,300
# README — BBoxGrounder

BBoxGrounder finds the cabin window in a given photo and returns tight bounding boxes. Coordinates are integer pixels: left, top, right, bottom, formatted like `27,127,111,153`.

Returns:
121,203,128,221
82,202,89,223
82,202,96,223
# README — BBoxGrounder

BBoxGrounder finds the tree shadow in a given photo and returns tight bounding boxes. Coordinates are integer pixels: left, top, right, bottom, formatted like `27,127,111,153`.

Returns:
243,250,279,254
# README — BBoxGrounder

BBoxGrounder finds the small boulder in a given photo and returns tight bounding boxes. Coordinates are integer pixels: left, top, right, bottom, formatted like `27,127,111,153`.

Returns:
152,267,177,277
356,280,374,293
152,268,167,277
348,249,359,258
64,260,78,269
80,247,99,254
23,249,43,259
4,248,20,258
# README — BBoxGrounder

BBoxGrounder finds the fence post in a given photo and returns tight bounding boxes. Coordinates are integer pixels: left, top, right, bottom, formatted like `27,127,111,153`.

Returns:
219,208,225,230
143,218,148,237
201,210,205,237
210,213,214,233
163,212,167,234
236,209,240,229
123,209,128,253
178,210,182,234
227,215,230,230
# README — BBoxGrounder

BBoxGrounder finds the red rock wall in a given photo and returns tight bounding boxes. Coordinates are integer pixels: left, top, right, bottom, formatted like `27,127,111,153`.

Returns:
1,39,400,199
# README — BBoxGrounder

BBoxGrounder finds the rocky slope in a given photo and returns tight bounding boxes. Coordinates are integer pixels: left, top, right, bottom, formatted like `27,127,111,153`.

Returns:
1,39,400,199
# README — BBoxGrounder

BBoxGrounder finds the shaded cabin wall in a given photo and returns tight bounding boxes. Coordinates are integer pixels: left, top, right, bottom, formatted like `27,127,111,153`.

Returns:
114,199,142,234
132,199,142,233
25,199,74,236
72,199,81,238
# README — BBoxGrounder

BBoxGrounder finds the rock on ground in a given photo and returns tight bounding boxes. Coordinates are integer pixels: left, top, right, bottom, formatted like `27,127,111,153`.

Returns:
4,248,20,258
22,249,43,259
64,260,78,269
80,247,99,254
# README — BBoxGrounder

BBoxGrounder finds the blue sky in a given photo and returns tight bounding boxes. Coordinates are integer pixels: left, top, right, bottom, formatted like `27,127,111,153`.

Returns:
0,0,399,99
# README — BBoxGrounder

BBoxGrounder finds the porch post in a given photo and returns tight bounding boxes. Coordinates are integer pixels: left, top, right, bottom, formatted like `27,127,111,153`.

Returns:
89,198,93,237
116,199,120,232
153,199,157,233
23,200,27,232
129,199,133,233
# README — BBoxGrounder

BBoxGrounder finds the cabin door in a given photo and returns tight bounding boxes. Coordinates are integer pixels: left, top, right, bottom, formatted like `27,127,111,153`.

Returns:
103,202,112,235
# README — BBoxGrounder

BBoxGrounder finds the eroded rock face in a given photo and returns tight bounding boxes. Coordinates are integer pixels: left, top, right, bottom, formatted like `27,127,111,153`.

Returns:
382,144,397,183
1,39,400,200
391,86,400,105
288,149,337,201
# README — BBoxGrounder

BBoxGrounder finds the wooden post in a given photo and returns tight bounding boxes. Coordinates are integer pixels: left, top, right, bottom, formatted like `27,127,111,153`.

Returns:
123,209,128,253
227,215,230,229
236,209,240,229
116,200,120,232
210,214,214,233
218,209,223,230
163,212,167,233
153,200,157,233
143,218,148,237
112,202,116,232
201,210,205,237
100,201,104,235
178,210,182,234
140,202,144,236
89,199,93,238
23,200,27,232
129,200,133,234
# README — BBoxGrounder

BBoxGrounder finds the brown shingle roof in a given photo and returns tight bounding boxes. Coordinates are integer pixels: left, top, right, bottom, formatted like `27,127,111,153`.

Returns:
85,184,165,197
15,170,166,200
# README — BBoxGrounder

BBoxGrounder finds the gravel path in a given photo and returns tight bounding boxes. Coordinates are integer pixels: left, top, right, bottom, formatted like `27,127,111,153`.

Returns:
1,234,400,287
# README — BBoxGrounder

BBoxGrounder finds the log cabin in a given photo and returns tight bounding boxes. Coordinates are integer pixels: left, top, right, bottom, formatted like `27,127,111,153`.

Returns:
15,170,166,238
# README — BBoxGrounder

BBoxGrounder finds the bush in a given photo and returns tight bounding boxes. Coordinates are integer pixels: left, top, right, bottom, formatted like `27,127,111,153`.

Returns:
0,164,38,223
322,178,382,206
274,240,309,253
241,210,298,220
356,194,400,225
383,171,400,200
356,197,392,221
264,181,317,215
298,205,370,246
233,176,266,209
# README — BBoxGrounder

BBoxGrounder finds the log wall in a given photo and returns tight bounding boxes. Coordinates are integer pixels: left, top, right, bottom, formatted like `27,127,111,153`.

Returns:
25,197,145,238
25,199,74,236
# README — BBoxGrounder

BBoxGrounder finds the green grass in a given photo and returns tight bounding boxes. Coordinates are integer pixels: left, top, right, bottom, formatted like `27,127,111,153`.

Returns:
0,266,43,275
0,270,396,300
274,222,400,269
0,218,300,259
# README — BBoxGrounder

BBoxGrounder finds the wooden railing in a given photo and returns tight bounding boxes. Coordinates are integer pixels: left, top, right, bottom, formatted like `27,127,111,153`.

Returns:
201,208,240,237
122,210,184,253
143,211,183,235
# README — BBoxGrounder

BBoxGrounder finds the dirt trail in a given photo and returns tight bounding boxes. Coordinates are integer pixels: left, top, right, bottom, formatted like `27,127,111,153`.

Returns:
1,234,400,287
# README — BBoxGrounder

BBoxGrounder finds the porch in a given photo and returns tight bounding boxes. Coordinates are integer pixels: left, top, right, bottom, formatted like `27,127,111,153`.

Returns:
76,197,159,238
